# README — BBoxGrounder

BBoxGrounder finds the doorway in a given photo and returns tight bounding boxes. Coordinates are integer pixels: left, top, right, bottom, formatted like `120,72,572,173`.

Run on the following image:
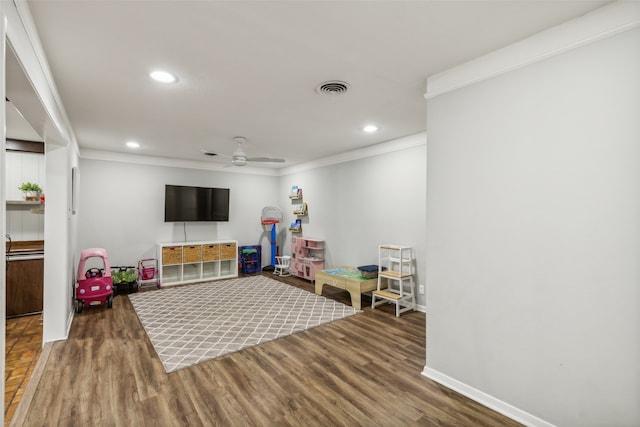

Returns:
4,47,47,425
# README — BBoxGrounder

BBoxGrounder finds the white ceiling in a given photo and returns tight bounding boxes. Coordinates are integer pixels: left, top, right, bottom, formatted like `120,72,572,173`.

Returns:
19,0,609,168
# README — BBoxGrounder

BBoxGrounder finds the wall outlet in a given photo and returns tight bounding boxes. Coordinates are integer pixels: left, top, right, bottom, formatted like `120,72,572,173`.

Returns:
418,285,425,294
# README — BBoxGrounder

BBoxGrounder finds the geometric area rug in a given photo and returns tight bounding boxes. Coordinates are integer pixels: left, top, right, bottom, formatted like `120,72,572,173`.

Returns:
128,275,361,373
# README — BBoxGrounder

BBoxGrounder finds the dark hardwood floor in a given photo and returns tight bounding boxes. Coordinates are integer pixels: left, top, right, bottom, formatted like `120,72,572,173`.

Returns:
16,274,520,426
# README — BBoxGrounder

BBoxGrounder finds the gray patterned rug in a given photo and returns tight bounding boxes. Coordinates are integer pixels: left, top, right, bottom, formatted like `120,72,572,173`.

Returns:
129,275,361,373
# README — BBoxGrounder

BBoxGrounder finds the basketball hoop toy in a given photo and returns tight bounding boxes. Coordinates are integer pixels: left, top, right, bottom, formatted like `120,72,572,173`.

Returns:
261,206,282,267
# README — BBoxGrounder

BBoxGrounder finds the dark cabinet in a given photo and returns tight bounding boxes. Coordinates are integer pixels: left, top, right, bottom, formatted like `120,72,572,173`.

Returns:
6,256,44,317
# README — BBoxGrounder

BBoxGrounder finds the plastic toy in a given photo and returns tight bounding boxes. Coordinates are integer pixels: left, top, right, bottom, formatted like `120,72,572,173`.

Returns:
75,248,114,313
138,258,161,289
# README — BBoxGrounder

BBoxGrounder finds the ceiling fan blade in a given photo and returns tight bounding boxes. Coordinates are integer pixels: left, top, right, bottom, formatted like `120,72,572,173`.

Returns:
246,157,285,163
202,149,231,159
203,138,286,165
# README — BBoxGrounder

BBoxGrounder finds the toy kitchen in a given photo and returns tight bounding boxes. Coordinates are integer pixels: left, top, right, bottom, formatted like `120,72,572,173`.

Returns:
5,143,45,318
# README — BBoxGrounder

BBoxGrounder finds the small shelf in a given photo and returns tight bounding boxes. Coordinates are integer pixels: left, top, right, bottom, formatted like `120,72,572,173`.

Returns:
289,186,302,200
293,203,308,215
289,218,302,233
7,200,44,214
7,200,40,205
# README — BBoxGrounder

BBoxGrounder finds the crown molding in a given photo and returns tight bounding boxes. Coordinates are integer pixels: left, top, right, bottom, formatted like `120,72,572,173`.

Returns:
425,1,640,100
79,148,281,176
81,132,427,176
278,132,426,176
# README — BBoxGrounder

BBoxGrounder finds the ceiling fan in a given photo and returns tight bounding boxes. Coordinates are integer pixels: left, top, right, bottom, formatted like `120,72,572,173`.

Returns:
203,137,285,167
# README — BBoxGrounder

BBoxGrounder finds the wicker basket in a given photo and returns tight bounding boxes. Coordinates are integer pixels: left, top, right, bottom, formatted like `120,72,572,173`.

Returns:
202,244,220,261
183,245,202,263
162,246,182,265
219,242,237,260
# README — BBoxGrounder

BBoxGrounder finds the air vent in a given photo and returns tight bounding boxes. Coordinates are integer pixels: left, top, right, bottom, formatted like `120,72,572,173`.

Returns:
316,80,350,95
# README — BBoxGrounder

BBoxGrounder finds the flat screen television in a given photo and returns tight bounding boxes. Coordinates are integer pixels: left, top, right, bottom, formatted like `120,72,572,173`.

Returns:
164,185,230,222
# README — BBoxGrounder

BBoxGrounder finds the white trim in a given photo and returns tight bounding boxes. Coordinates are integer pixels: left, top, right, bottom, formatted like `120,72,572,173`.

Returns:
6,0,77,149
425,1,640,100
1,2,8,423
80,148,280,176
82,131,427,176
278,132,426,176
421,367,555,427
65,310,73,339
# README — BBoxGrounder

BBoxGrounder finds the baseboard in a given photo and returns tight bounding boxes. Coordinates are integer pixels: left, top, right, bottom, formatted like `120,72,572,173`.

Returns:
65,308,74,338
421,366,555,427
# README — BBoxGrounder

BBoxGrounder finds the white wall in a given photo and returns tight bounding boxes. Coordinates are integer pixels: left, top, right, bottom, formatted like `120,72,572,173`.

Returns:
425,27,640,427
77,158,279,268
5,151,45,240
5,151,45,199
4,0,80,344
43,145,74,342
77,134,427,308
280,133,427,307
0,3,7,421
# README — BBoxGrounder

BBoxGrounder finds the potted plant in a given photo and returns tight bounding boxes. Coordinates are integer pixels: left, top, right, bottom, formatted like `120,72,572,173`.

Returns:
19,182,42,201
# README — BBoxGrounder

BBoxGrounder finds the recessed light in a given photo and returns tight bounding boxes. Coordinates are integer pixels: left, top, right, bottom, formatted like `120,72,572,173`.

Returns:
126,141,140,149
363,125,379,133
150,70,177,83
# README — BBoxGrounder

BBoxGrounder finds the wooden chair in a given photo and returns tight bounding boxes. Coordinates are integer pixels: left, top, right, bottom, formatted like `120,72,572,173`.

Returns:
273,255,291,277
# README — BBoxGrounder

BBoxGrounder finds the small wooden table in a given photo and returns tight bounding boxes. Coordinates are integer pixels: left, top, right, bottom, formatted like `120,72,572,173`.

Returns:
314,268,381,310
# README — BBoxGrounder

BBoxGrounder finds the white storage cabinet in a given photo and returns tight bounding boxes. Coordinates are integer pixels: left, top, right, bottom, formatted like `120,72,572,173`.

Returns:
158,240,238,286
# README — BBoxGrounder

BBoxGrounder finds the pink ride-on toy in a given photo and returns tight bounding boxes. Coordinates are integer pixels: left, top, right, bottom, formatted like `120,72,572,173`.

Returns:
75,248,114,313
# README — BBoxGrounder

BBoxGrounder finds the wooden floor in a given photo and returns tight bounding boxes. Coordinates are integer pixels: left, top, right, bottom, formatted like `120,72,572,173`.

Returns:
4,315,43,425
15,274,521,426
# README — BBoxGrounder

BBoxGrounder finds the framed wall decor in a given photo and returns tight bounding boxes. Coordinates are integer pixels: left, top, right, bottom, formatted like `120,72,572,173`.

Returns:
71,166,79,215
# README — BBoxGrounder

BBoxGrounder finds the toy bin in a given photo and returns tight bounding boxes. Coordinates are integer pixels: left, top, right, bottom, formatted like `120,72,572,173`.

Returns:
357,265,385,279
111,266,138,295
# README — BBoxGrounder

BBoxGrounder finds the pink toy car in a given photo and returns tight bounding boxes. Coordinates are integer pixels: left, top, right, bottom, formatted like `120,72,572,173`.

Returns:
75,248,114,313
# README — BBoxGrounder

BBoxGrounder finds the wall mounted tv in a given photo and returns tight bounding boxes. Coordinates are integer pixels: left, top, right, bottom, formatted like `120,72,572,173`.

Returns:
164,185,230,222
